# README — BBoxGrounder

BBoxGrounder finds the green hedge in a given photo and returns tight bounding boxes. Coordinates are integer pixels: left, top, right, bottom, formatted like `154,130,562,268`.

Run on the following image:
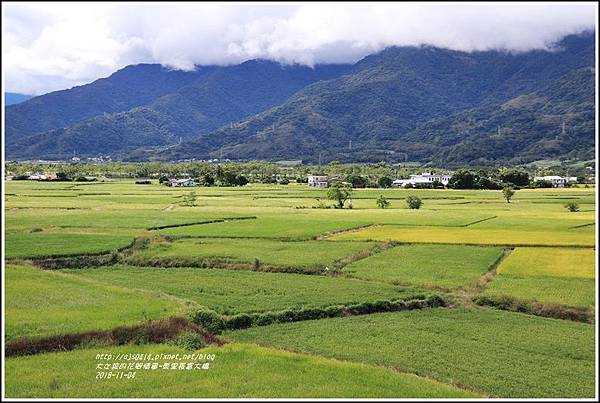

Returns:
222,294,445,331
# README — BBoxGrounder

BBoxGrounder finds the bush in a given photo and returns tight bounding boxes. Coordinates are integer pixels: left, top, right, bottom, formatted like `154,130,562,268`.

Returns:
502,186,515,203
376,195,390,209
189,309,225,334
405,195,422,209
225,314,254,329
564,201,580,212
378,176,393,188
279,178,290,185
135,180,152,185
170,331,206,351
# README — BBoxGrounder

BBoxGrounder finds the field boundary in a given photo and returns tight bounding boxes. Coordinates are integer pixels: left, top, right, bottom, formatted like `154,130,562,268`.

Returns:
471,247,514,293
197,294,446,332
568,222,595,229
316,224,379,240
473,295,594,323
461,216,498,227
148,216,257,230
6,317,222,357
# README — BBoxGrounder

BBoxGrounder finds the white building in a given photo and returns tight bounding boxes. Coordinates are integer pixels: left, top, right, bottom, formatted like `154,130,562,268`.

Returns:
533,176,577,188
308,174,330,188
169,178,197,187
392,172,452,188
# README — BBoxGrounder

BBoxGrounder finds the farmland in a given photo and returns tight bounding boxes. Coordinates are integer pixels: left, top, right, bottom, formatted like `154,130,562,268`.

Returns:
4,343,478,398
481,247,596,307
60,265,417,314
227,309,596,398
342,244,505,289
3,179,596,398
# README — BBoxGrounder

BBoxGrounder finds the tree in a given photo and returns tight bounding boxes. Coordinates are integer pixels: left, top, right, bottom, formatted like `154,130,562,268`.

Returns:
478,176,503,190
201,174,215,186
405,195,422,209
500,169,530,187
532,180,552,188
327,182,353,208
346,174,368,188
378,176,393,188
182,191,198,207
55,172,71,181
502,186,515,203
564,201,580,212
235,175,249,186
448,169,479,189
376,195,390,209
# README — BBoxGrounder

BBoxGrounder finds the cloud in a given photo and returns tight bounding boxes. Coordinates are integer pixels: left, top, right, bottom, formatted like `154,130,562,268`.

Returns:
2,2,596,94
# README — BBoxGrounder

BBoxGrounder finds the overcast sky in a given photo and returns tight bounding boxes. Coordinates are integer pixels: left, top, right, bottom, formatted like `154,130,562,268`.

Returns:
2,2,596,95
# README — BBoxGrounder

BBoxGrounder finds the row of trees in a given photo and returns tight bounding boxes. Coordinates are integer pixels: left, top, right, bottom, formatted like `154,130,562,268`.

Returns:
6,161,589,188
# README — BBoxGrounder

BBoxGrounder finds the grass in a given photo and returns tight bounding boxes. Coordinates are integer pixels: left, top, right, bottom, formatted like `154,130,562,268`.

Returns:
226,308,596,398
5,264,185,342
126,238,377,269
61,266,418,315
5,233,134,258
4,343,479,398
481,247,595,307
343,244,504,289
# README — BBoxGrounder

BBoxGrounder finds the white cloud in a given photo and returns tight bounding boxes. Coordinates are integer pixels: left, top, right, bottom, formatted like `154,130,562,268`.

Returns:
2,2,596,94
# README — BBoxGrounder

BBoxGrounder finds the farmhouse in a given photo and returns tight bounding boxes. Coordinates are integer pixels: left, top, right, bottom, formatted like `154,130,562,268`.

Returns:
533,175,577,188
308,174,330,188
169,178,197,187
392,172,452,188
27,172,58,181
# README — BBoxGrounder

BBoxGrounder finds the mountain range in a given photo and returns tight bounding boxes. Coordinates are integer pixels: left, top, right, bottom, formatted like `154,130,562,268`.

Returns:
5,31,595,166
5,93,33,106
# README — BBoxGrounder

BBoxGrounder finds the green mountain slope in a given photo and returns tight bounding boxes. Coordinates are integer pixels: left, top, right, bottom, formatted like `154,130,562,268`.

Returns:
5,64,201,142
159,33,594,165
397,67,595,166
7,61,348,160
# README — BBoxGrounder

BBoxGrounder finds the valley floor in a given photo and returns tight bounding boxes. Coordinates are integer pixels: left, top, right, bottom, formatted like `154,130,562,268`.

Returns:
3,180,596,398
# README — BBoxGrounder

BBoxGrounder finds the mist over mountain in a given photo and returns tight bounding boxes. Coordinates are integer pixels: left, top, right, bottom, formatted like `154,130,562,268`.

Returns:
159,32,595,165
5,32,595,166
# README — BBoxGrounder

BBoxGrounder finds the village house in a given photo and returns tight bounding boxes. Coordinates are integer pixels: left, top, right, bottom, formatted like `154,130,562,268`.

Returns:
307,174,330,188
168,178,197,187
533,175,577,188
27,172,58,181
392,172,452,188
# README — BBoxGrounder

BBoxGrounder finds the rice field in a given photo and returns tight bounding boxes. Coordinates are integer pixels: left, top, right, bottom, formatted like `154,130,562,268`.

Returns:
3,179,596,398
125,237,378,269
5,264,185,342
342,244,505,289
227,308,596,398
481,247,596,307
4,343,479,398
58,265,417,315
